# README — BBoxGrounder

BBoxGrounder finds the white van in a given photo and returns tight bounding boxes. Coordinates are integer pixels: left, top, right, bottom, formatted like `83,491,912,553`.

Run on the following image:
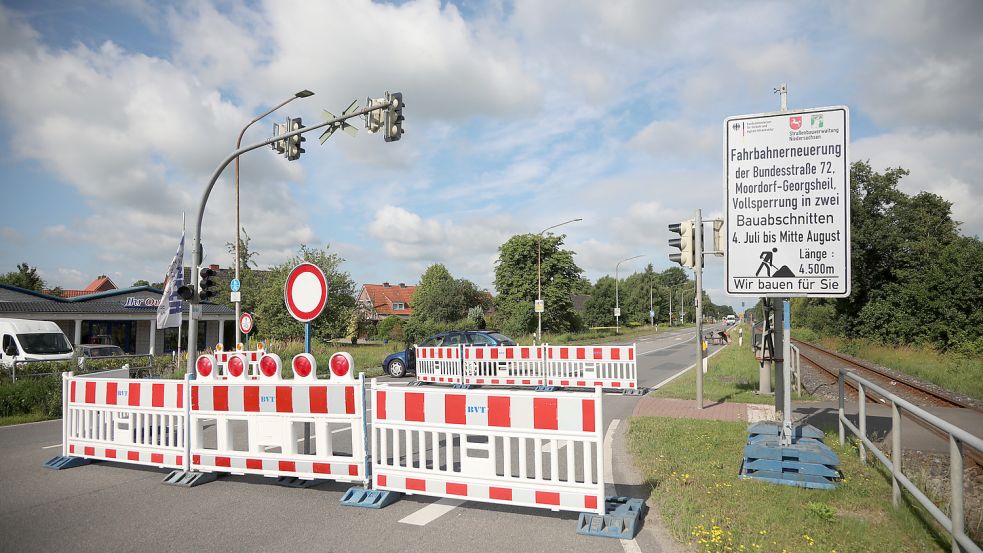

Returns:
725,315,737,325
0,318,75,367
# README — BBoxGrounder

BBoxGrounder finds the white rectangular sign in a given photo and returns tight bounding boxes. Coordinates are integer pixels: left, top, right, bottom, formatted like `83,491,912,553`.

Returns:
230,291,241,302
724,106,850,297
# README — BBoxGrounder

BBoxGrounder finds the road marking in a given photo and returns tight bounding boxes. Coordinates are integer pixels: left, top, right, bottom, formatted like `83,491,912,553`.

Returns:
650,343,729,390
604,419,642,552
0,418,60,430
641,334,696,356
399,498,466,526
41,443,62,449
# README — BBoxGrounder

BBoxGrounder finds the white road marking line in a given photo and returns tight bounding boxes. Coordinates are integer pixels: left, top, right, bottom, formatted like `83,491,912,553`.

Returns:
603,420,643,552
650,343,729,390
398,497,466,526
641,335,696,356
41,443,62,449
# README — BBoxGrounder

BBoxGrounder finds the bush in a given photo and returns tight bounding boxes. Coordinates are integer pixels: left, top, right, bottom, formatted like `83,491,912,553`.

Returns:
0,376,62,418
375,316,404,342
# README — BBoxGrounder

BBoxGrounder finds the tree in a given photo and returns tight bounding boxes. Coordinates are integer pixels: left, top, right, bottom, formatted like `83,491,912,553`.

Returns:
254,245,356,341
0,262,46,292
132,279,150,287
494,233,584,336
583,276,616,328
410,264,483,324
216,228,266,317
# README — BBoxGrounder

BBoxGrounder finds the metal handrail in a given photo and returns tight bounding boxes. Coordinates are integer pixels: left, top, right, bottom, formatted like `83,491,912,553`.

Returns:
838,369,982,553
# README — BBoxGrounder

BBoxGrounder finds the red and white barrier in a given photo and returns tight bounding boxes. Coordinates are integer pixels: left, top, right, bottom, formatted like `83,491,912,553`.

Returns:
545,345,637,390
371,382,604,514
189,354,367,484
414,346,463,384
462,345,547,386
61,372,187,469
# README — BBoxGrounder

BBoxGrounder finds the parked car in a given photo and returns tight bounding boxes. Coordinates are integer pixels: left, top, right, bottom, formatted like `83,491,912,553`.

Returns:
76,344,126,367
383,330,517,378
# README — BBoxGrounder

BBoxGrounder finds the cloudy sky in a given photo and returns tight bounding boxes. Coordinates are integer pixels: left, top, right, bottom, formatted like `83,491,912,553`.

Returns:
1,0,980,310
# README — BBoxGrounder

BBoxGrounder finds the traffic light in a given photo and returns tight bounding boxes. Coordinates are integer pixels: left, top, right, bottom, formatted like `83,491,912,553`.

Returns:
286,117,305,161
272,120,288,155
176,283,196,302
668,220,696,268
384,92,404,142
198,267,217,302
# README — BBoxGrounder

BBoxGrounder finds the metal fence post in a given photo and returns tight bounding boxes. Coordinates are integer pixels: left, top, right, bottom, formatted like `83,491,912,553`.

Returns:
950,435,964,553
858,383,867,463
891,401,902,508
838,369,845,446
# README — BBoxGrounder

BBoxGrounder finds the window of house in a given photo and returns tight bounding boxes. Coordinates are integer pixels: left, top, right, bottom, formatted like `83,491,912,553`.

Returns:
392,302,405,310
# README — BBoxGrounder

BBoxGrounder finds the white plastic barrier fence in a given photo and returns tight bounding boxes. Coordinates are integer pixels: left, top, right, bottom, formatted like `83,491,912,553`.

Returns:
545,345,637,390
62,372,187,469
372,382,605,514
462,345,547,386
415,344,638,390
189,352,368,483
414,346,463,384
213,347,267,378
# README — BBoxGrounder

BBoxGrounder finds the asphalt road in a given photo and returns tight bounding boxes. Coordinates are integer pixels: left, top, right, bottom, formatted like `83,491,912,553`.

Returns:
0,326,725,553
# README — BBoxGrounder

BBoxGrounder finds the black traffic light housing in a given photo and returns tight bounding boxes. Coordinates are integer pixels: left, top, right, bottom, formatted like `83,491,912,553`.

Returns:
384,92,404,142
198,267,217,302
668,220,696,268
176,283,196,302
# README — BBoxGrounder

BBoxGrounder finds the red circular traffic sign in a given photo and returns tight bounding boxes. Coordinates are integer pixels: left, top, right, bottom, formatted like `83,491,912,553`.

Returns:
239,312,254,334
283,263,328,323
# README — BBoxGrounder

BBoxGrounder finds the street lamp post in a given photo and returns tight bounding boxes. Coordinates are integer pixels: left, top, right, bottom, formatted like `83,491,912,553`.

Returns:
234,90,314,345
537,218,582,344
614,255,643,334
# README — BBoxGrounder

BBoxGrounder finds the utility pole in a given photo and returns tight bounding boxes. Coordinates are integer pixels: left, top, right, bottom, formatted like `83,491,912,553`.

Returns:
694,208,705,409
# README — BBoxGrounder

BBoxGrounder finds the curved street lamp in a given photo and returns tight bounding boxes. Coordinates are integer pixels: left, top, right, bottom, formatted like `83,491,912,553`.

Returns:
537,218,582,344
233,90,314,343
614,255,643,334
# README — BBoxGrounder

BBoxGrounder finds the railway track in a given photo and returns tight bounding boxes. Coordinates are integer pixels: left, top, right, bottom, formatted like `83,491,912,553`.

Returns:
792,338,983,468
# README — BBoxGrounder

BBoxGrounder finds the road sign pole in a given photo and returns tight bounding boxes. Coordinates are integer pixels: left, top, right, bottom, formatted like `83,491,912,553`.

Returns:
781,299,793,445
305,322,311,355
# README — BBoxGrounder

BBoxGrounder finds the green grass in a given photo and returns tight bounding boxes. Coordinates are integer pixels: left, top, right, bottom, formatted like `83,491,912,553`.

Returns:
795,333,983,401
629,416,951,552
0,412,55,426
651,324,812,404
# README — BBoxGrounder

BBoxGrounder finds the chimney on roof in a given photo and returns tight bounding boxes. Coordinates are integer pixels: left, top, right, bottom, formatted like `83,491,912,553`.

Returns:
383,282,390,287
399,283,406,287
209,264,220,271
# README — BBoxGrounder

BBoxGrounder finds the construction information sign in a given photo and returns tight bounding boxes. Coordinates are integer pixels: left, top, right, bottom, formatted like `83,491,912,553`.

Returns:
724,106,850,297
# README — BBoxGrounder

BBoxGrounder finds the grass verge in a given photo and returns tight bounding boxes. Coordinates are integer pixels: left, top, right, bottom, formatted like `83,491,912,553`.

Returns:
794,331,983,401
651,324,812,404
0,412,55,427
629,416,951,552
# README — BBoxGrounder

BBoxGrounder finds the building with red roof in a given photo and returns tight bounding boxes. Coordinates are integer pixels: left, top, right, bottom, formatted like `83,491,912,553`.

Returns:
357,282,416,321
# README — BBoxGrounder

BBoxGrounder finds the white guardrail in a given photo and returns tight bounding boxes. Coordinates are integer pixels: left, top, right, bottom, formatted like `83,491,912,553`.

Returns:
838,369,982,553
416,344,638,391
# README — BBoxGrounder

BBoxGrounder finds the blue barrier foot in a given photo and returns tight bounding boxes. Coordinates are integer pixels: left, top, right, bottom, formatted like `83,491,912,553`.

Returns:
43,456,91,470
576,496,647,539
622,388,646,396
534,385,557,392
340,487,401,509
452,383,472,390
410,381,425,387
161,470,218,487
275,476,323,489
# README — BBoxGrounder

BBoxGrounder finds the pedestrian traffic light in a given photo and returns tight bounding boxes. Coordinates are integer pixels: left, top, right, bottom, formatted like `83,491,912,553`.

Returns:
668,220,696,268
384,92,404,142
198,267,217,302
286,117,305,161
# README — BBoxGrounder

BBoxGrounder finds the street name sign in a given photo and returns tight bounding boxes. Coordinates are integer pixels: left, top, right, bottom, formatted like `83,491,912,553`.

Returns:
724,106,850,297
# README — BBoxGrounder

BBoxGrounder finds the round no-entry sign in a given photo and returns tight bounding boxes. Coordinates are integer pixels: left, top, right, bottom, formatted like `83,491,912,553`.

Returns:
283,262,328,323
239,312,254,334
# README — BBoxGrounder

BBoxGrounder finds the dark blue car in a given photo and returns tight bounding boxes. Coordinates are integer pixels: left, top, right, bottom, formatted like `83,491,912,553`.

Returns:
383,330,517,378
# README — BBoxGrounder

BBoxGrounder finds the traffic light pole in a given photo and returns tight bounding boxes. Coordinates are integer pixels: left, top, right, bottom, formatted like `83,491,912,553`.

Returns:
694,208,704,410
185,101,396,376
